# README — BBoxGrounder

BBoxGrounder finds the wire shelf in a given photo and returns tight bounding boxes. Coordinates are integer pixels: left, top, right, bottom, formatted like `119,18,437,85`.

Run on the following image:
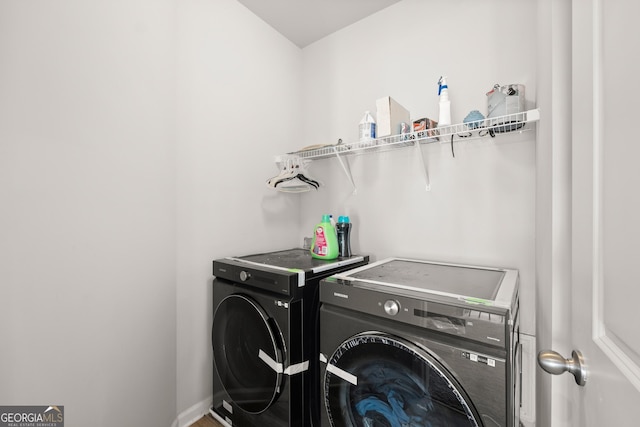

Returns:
271,108,539,193
279,109,540,162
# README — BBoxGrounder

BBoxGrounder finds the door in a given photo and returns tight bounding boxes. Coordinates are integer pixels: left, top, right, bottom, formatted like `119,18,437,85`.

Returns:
569,0,640,424
212,294,284,414
323,332,482,427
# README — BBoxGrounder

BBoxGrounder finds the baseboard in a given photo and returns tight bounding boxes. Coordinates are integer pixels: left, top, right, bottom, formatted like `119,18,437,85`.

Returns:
172,395,213,427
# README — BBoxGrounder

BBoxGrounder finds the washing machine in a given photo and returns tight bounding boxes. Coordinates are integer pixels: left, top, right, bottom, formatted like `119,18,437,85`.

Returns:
211,248,369,427
318,258,521,427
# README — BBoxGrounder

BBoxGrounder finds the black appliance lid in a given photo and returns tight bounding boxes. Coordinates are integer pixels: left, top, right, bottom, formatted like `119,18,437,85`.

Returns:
225,248,366,275
332,258,518,309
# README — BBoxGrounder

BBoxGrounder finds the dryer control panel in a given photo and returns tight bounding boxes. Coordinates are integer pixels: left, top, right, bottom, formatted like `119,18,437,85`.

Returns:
213,258,300,296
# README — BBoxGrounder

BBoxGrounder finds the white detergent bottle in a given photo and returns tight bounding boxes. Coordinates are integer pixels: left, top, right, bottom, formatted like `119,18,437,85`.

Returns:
359,111,376,141
438,76,451,127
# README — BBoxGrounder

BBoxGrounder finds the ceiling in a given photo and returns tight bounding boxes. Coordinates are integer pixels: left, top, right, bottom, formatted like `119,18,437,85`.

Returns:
236,0,402,48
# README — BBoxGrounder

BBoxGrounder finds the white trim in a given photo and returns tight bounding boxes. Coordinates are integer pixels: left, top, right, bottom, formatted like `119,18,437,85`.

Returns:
591,0,605,347
595,335,640,391
173,395,213,427
591,0,640,393
519,333,536,426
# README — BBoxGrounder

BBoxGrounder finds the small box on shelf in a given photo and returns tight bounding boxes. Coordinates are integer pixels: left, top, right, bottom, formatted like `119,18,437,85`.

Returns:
376,96,411,137
413,117,439,142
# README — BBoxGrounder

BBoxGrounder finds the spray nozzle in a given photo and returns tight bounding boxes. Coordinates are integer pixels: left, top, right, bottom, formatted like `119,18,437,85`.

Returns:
438,76,448,95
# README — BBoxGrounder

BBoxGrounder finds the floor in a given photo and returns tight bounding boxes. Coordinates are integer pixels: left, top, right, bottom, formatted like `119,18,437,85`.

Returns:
190,413,223,427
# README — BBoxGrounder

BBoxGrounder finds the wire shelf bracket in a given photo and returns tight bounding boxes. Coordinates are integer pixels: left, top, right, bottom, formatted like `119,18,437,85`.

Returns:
413,138,431,191
332,146,357,195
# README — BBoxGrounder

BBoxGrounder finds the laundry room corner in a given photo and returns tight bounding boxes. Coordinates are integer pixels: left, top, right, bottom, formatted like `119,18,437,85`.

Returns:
174,0,304,421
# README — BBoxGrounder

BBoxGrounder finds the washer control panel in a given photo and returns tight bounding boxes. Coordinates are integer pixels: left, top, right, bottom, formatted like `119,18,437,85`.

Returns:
320,278,514,348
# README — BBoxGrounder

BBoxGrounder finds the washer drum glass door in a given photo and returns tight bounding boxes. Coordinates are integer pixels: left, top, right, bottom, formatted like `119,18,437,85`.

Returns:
324,332,481,427
212,294,284,414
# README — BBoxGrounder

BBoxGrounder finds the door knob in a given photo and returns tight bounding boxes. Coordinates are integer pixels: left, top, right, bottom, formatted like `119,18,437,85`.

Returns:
537,349,587,386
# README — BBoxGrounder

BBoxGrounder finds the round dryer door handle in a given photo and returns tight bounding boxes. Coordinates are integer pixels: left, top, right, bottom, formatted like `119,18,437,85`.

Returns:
537,349,587,386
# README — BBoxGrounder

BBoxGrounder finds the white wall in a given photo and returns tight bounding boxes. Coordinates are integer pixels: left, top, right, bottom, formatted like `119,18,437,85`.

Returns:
298,0,538,336
0,1,177,426
174,0,302,419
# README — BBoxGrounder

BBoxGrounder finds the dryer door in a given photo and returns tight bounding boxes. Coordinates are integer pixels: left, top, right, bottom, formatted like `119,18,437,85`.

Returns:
324,332,482,427
212,294,284,414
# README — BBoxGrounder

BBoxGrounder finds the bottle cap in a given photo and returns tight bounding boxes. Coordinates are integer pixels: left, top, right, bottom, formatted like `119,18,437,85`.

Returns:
338,216,350,223
438,76,448,95
322,214,331,222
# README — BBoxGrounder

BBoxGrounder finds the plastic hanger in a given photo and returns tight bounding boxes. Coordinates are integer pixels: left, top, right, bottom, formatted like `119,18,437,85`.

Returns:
266,156,321,192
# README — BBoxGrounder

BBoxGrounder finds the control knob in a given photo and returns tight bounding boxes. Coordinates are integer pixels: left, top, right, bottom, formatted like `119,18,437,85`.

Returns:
239,271,251,282
383,300,400,316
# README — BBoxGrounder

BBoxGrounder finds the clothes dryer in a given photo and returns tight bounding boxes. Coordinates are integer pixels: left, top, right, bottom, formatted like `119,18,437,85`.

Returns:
319,258,520,427
211,248,368,427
